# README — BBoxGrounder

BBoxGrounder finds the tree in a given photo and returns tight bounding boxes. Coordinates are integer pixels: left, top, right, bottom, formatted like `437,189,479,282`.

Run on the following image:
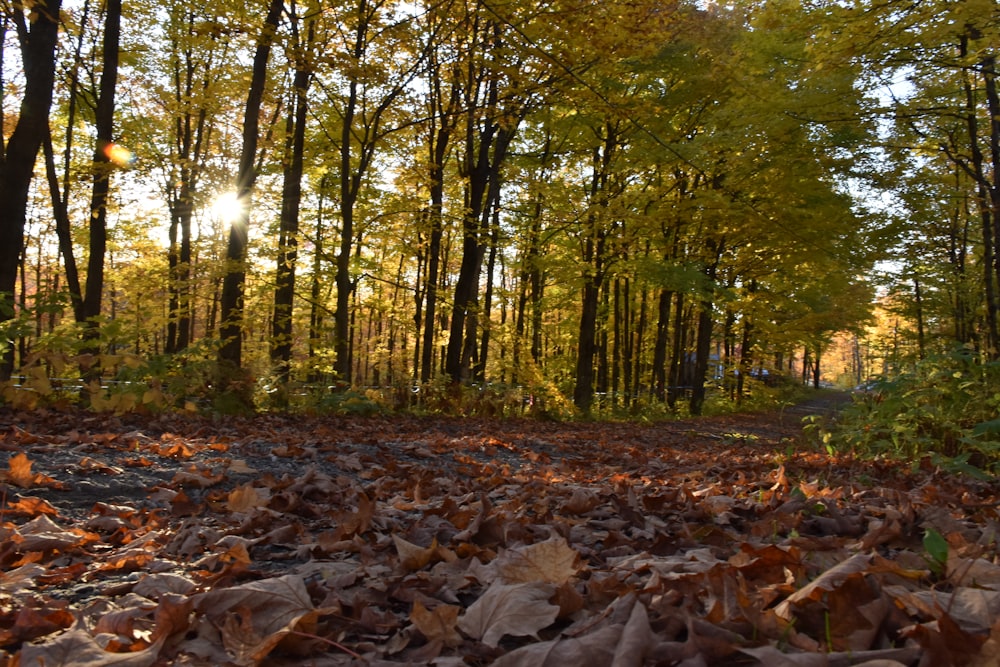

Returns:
270,0,316,393
217,0,284,393
0,0,63,379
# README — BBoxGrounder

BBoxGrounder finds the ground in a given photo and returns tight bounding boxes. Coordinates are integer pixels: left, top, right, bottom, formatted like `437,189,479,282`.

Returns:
2,393,1000,666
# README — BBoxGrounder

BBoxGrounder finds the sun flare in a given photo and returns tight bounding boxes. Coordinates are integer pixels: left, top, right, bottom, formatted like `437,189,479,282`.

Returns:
211,191,245,223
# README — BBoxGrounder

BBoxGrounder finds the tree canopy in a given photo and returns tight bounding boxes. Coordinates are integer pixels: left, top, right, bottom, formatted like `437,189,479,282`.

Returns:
1,0,996,416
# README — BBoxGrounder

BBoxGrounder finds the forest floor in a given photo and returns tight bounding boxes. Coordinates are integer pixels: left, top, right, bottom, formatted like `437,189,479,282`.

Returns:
2,393,1000,666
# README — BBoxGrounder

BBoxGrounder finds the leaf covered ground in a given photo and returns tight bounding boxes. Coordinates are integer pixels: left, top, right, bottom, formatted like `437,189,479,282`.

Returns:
2,398,1000,666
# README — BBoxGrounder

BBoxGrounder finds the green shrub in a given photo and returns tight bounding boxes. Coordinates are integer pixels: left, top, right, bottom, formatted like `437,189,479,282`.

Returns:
823,348,1000,473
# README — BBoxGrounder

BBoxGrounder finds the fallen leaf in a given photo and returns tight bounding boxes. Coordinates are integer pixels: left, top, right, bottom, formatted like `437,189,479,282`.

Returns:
7,452,37,487
193,574,316,664
226,483,269,513
458,581,559,647
410,599,463,647
19,624,165,667
497,535,583,585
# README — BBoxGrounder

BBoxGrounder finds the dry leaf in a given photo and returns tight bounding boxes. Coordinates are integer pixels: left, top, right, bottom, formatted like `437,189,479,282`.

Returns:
7,452,37,487
393,534,439,571
193,574,316,664
226,483,268,513
497,536,583,585
410,599,463,647
457,582,559,647
19,624,165,667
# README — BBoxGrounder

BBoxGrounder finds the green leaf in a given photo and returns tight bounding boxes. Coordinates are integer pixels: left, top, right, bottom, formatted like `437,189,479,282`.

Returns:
972,418,1000,437
922,528,948,575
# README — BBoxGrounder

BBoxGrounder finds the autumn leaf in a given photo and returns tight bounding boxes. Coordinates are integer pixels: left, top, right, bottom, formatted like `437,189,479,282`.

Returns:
410,599,463,647
457,581,559,647
497,535,583,585
226,483,269,513
774,552,874,620
393,534,443,571
19,624,165,667
193,574,316,664
6,452,37,487
491,594,653,667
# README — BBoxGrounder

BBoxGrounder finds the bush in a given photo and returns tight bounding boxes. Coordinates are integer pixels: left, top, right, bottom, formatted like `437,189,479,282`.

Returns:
822,348,1000,473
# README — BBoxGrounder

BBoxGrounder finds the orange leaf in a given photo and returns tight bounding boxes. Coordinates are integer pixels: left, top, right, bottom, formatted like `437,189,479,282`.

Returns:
226,483,268,513
410,599,463,647
7,452,37,487
393,534,439,571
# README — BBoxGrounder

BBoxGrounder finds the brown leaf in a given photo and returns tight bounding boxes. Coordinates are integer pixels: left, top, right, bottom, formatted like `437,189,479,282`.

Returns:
15,514,99,552
193,574,316,664
457,581,559,647
393,534,440,571
226,483,269,513
497,535,583,585
492,594,653,667
4,495,60,517
410,599,463,647
7,452,37,487
19,624,165,667
774,552,873,620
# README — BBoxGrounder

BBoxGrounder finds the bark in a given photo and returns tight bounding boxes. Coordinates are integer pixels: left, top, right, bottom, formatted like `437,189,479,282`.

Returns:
652,287,672,402
166,10,214,353
689,238,724,416
271,15,313,389
420,59,459,383
982,54,1000,358
78,0,123,365
958,34,999,354
218,0,284,380
666,293,686,409
0,0,63,379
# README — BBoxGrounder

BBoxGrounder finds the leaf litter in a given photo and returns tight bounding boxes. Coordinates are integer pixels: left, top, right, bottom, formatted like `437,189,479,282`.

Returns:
2,400,1000,666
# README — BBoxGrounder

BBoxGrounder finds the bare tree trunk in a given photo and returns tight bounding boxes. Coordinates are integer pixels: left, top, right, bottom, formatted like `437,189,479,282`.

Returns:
271,15,314,394
218,0,283,392
0,0,63,379
78,0,123,374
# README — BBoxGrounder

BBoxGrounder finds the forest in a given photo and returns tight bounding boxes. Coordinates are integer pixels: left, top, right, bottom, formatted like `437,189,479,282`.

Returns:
7,2,1000,664
1,0,998,419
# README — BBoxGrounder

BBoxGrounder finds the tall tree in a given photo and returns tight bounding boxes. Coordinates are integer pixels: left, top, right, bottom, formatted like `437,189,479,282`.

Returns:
0,0,63,379
217,0,284,390
78,0,123,353
271,1,315,391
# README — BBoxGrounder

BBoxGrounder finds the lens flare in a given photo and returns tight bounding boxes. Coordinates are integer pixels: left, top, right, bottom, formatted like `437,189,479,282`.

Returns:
102,142,136,168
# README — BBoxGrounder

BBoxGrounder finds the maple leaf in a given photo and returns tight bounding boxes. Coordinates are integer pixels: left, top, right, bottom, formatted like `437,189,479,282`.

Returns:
410,599,463,647
15,514,100,552
226,483,269,513
193,574,317,664
497,535,583,585
4,495,60,516
457,581,559,647
492,593,653,666
19,623,166,667
6,452,37,487
393,534,440,571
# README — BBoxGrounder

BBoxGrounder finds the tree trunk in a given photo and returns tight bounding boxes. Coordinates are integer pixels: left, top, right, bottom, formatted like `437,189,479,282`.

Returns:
0,0,63,379
652,288,672,402
689,239,724,416
78,0,123,368
271,20,313,391
982,54,1000,358
218,0,283,392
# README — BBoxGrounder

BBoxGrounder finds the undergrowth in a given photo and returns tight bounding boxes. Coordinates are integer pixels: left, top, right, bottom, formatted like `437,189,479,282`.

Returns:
818,348,1000,475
